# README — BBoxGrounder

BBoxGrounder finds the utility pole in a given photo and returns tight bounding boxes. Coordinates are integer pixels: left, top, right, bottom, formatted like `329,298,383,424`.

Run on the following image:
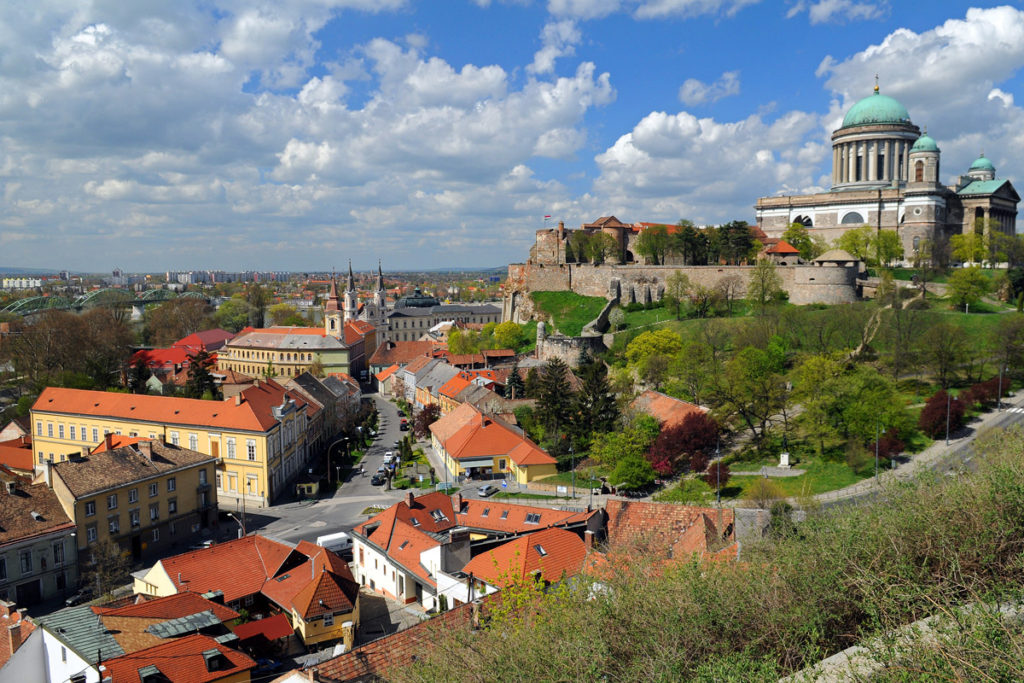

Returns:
945,391,952,446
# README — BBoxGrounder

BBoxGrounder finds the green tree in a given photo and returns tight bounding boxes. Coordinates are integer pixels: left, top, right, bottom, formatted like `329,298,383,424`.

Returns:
712,345,788,445
587,232,619,264
184,350,220,400
922,321,968,389
873,229,904,267
836,226,874,263
635,225,671,265
571,360,619,449
588,415,660,468
245,283,269,328
746,259,783,312
213,297,252,333
672,221,704,265
144,298,214,346
127,359,152,394
536,358,576,454
950,231,986,265
568,230,591,263
610,454,656,491
625,328,684,367
664,271,691,319
947,266,990,309
523,367,541,398
268,302,306,326
781,223,814,260
719,221,757,264
493,321,523,350
505,360,525,399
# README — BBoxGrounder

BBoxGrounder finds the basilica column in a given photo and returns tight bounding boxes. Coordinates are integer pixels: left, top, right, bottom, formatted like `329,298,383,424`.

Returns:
848,143,856,182
885,140,894,182
868,141,876,182
833,146,840,185
903,143,910,183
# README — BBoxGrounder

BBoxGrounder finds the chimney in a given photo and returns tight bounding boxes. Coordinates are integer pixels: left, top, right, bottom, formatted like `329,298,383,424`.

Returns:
584,530,595,549
104,433,113,452
138,440,153,461
80,447,89,460
406,491,415,508
455,493,463,511
471,599,482,630
235,394,242,406
254,378,260,388
44,460,52,488
7,621,21,655
5,481,15,495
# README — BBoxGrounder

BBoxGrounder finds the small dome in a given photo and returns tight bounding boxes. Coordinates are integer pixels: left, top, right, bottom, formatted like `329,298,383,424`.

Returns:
910,134,939,153
969,154,995,172
841,90,912,128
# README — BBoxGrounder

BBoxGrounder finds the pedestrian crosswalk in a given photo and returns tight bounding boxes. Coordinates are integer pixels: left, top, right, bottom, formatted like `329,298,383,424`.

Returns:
1008,407,1024,414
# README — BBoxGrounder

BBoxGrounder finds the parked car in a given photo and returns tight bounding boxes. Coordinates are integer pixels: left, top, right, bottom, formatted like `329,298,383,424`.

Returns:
383,451,395,464
65,587,93,607
371,473,386,486
400,418,409,431
477,484,498,497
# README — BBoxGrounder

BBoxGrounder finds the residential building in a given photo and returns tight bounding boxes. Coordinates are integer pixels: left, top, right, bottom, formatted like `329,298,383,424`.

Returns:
30,380,315,508
387,295,502,343
217,327,351,379
603,500,737,563
367,340,439,381
173,329,236,354
374,365,400,397
343,319,377,380
631,389,708,428
352,491,599,611
46,440,216,563
429,404,557,483
0,417,30,442
133,535,360,648
461,526,588,590
0,469,78,606
0,600,35,671
412,361,459,410
0,436,34,476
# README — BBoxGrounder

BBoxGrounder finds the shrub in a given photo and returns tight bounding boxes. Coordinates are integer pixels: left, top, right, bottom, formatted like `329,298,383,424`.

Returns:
744,477,784,509
704,462,730,490
918,390,965,439
867,428,905,460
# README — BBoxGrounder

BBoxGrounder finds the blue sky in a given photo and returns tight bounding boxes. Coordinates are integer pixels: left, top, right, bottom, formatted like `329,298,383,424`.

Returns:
2,2,1023,271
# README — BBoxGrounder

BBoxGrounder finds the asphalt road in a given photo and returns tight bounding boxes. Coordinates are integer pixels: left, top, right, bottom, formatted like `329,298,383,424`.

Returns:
254,394,417,544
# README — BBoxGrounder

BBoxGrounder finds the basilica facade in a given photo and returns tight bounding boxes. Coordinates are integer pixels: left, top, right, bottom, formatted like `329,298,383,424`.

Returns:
756,85,1019,260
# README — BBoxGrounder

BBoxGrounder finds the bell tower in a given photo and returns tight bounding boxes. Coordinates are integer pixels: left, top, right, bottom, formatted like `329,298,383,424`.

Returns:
324,271,342,339
343,260,358,323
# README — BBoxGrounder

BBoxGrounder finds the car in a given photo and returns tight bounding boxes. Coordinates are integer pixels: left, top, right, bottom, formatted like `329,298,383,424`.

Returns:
377,465,387,474
477,484,498,497
65,587,93,607
383,451,396,464
254,659,283,675
371,473,386,486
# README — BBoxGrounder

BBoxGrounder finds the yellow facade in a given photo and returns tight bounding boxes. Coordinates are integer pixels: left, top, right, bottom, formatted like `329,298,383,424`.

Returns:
432,435,556,484
31,401,307,509
217,345,351,379
292,604,359,647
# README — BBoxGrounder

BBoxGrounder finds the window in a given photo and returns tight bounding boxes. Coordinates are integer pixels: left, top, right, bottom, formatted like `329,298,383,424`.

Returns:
226,438,236,459
149,503,159,521
85,501,96,517
244,595,254,607
199,469,207,485
86,525,97,543
130,509,140,528
534,544,548,556
149,482,158,497
47,423,53,437
53,542,64,566
167,477,176,492
152,528,159,542
36,422,41,436
0,558,6,582
58,424,64,439
481,508,489,518
80,425,86,441
915,160,924,182
500,510,509,520
107,494,117,510
525,513,541,524
323,613,334,627
189,434,198,451
108,516,120,534
169,431,179,446
92,428,98,442
216,473,223,490
129,489,138,503
168,498,177,515
20,551,32,574
69,426,76,440
246,440,256,460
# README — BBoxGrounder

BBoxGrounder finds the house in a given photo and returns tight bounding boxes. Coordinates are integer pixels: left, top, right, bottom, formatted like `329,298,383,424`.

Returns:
412,362,459,410
47,440,217,564
373,365,400,397
366,340,438,382
351,491,600,611
631,389,708,429
0,436,34,476
429,403,557,483
173,329,236,354
217,327,351,379
133,535,360,648
31,380,316,508
461,526,588,590
760,239,801,264
0,469,78,606
0,416,30,443
0,600,35,671
395,355,436,404
603,500,737,562
342,319,377,380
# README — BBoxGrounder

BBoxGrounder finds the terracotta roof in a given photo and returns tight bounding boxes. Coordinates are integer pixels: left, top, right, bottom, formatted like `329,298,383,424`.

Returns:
631,390,707,428
102,633,256,683
35,379,306,434
401,354,434,375
0,602,36,669
764,239,800,255
462,527,587,587
226,327,347,351
448,353,485,367
52,442,215,500
173,329,235,352
0,475,74,547
368,340,435,367
480,349,516,359
343,319,375,344
0,436,34,472
93,592,239,623
91,434,150,454
456,498,596,535
604,500,734,559
210,368,254,385
231,612,294,641
375,364,400,382
430,404,555,468
130,348,192,370
438,373,473,400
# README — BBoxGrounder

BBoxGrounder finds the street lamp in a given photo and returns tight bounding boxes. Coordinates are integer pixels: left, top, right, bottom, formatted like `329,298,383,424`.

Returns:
715,433,721,507
227,512,246,538
569,445,575,500
874,420,879,482
998,364,1005,412
946,391,952,446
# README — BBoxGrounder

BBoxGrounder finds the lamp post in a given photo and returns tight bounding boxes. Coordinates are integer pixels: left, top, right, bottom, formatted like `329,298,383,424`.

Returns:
945,391,952,446
874,419,879,482
569,445,575,500
227,512,246,538
998,364,1005,412
715,433,721,507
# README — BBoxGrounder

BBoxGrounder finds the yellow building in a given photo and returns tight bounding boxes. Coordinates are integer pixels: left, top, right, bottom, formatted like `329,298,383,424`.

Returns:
46,439,216,562
31,379,317,509
428,403,558,484
217,327,352,378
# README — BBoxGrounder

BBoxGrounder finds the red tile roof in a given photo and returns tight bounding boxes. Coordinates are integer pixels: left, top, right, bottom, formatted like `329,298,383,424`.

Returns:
0,602,35,669
375,364,400,382
456,498,597,535
631,390,707,428
92,592,239,623
102,633,256,683
0,436,34,472
343,319,375,344
462,527,587,587
231,612,294,642
604,500,735,559
173,329,235,353
764,239,800,255
430,404,556,468
130,347,192,370
91,435,150,454
438,373,473,400
368,341,436,367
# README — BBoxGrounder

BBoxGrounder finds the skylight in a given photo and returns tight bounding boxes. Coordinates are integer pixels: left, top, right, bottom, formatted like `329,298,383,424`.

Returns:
500,510,509,520
481,508,489,517
411,518,420,527
398,540,409,550
525,513,541,524
534,544,547,557
430,509,448,522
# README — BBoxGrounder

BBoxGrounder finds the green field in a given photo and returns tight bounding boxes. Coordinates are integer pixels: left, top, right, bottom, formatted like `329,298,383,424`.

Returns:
530,291,607,336
727,459,868,499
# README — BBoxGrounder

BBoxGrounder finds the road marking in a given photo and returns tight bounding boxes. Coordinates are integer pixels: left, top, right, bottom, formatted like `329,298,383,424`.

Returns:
1009,407,1024,413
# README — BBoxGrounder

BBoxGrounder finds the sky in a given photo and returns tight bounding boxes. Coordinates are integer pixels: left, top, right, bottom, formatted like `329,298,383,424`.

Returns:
3,2,1024,272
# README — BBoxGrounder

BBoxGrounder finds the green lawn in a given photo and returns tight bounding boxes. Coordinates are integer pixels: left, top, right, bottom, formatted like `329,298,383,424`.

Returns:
492,491,563,500
726,459,868,499
530,291,607,336
540,470,603,489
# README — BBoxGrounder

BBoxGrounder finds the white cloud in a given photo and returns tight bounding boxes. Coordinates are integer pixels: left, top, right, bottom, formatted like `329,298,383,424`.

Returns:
548,0,760,20
528,20,581,75
678,71,740,105
788,0,887,24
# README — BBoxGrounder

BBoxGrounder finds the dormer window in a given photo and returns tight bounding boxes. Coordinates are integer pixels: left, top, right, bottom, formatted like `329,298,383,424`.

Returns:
534,544,547,557
430,509,448,523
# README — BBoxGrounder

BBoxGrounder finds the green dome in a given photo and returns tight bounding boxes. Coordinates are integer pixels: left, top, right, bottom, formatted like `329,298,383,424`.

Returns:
841,90,912,128
911,134,938,153
970,154,995,172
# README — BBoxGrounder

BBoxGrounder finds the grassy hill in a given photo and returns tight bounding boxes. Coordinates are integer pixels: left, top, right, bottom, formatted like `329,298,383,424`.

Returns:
530,291,607,337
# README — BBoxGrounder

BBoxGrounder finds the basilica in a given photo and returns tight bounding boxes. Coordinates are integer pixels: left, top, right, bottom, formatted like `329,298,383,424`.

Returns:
756,84,1020,259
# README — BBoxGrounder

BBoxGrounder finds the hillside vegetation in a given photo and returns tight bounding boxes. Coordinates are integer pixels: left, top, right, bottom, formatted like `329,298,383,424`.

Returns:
402,428,1024,682
530,291,607,337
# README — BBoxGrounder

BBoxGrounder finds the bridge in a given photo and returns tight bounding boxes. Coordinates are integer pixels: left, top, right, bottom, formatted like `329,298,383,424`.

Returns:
0,288,208,317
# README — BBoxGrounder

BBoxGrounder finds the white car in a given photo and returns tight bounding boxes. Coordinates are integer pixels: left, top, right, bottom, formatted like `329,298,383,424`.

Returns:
383,451,395,464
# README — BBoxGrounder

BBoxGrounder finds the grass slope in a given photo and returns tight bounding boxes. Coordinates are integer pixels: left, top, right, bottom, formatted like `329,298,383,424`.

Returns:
530,291,607,337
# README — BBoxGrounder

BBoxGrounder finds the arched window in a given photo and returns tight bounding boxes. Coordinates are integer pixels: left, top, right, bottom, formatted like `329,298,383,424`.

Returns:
913,236,921,252
841,212,865,225
915,161,924,182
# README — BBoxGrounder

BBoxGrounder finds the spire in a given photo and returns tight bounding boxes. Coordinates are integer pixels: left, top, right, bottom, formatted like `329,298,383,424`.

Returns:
325,268,340,313
376,259,384,291
874,73,879,94
347,260,354,290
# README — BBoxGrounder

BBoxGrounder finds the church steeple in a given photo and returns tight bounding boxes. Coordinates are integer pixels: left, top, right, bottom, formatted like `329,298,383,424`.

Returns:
343,259,358,322
376,259,384,292
324,269,342,337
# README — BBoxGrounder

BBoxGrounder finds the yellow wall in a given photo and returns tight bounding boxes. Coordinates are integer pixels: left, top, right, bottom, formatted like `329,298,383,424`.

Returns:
133,563,177,597
432,435,553,483
29,407,303,508
218,345,350,378
292,603,359,646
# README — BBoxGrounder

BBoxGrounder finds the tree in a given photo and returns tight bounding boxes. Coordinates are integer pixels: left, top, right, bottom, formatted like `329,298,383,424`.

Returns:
688,282,720,319
719,221,756,264
716,275,744,315
645,412,718,476
572,360,619,443
505,360,525,399
922,322,968,389
213,297,252,333
608,307,626,330
568,230,591,263
768,500,797,538
918,390,964,439
669,339,714,405
414,404,441,438
781,223,814,260
493,321,523,350
950,231,987,265
144,298,214,346
635,225,670,265
245,283,269,328
587,232,619,264
873,229,904,267
523,367,541,399
704,461,730,492
947,266,990,309
743,478,784,509
127,359,152,394
610,455,657,491
84,539,132,598
672,222,704,265
588,415,660,468
746,259,783,313
663,270,691,319
536,358,576,454
712,345,788,445
184,350,220,400
268,302,306,326
836,226,874,263
625,329,684,368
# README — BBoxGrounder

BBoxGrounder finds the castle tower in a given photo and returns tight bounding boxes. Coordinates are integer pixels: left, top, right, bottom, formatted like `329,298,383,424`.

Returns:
324,272,342,338
343,260,358,323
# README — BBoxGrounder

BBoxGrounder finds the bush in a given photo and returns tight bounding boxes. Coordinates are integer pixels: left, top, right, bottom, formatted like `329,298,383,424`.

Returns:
918,390,965,439
867,428,905,460
704,462,730,491
744,477,784,509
